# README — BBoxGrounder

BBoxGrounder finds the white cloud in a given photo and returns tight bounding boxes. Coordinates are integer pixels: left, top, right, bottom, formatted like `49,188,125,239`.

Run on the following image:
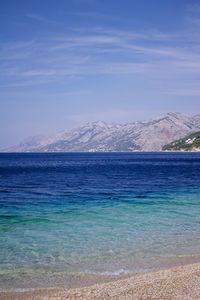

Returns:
0,13,200,96
26,13,48,22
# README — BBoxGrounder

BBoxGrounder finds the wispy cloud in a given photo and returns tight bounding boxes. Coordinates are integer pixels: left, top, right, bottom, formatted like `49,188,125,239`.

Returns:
26,13,48,22
25,13,58,25
1,7,200,94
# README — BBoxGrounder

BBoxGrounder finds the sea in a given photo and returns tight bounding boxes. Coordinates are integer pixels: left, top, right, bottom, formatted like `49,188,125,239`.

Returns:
1,152,200,290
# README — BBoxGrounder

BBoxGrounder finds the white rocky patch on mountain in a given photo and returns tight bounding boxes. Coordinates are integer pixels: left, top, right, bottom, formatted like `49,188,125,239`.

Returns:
5,112,200,152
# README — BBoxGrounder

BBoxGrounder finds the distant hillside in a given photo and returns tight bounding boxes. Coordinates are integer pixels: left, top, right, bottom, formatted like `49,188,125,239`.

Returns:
162,131,200,151
4,112,200,152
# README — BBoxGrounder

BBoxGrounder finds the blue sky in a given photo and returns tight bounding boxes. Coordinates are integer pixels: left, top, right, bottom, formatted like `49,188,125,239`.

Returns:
1,0,200,147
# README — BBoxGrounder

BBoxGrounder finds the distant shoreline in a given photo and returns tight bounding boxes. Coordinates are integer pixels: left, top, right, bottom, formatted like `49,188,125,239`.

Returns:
1,150,200,153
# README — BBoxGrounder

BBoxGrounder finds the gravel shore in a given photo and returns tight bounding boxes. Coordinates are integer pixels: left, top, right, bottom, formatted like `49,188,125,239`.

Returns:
1,262,200,299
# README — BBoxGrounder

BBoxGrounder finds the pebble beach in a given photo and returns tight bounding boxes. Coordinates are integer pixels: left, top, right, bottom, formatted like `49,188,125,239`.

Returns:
1,262,200,299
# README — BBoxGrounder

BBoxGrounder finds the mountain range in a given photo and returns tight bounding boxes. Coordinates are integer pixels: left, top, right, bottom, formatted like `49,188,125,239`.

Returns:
4,112,200,152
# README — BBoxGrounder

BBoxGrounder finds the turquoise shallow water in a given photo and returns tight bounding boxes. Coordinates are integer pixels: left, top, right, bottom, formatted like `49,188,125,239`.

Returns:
1,152,200,289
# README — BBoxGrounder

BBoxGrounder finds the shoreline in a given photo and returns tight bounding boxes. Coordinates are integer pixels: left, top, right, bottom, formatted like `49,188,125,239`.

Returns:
1,262,200,299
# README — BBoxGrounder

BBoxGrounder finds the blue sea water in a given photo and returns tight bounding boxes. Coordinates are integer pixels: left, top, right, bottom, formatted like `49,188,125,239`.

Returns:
1,152,200,289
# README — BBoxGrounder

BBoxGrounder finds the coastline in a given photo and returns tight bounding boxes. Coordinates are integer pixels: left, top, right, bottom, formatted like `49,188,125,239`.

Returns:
2,262,200,299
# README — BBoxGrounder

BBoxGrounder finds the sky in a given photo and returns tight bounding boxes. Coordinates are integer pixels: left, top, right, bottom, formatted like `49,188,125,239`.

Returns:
1,0,200,147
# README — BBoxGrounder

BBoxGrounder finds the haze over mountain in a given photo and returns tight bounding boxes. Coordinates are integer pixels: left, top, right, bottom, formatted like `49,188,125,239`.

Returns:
4,112,200,152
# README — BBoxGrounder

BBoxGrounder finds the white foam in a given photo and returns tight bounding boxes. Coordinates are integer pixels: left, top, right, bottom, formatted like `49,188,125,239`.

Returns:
98,269,132,276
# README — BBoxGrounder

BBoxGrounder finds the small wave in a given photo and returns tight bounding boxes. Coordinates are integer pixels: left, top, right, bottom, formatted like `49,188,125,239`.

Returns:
96,269,132,276
0,287,58,292
0,189,11,193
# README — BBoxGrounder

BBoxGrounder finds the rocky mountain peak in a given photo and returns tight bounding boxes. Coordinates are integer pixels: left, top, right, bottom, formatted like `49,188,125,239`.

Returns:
4,112,200,152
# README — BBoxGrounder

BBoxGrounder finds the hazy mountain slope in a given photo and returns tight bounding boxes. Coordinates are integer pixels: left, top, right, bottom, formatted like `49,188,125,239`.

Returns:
5,112,200,152
163,131,200,151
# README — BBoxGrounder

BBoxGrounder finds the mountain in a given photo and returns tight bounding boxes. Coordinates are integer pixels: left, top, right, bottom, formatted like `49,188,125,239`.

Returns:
5,112,200,152
162,131,200,151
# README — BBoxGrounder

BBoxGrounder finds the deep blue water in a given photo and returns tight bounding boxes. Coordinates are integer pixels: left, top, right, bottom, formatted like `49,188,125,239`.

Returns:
1,152,200,289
